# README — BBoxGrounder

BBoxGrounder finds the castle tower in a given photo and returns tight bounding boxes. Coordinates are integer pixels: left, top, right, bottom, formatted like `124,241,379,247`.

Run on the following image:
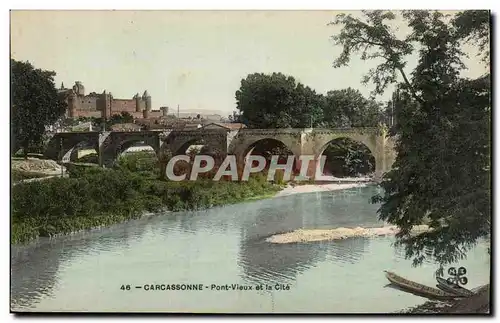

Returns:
73,81,85,96
67,90,78,118
134,93,141,112
143,90,152,112
99,90,112,120
160,106,169,117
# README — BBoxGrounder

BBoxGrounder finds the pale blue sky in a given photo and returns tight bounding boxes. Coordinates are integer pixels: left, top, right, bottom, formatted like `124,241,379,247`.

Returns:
10,10,487,115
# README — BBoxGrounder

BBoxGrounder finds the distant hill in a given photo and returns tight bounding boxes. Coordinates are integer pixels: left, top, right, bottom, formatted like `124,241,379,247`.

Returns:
171,109,230,116
167,109,231,120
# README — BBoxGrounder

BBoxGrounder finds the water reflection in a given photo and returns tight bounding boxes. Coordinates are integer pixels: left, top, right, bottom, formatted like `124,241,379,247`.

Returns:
325,238,369,264
11,244,60,309
11,186,489,313
11,219,147,310
237,188,381,287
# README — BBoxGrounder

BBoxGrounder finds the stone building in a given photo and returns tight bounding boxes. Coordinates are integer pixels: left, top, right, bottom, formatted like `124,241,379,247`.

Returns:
58,81,165,120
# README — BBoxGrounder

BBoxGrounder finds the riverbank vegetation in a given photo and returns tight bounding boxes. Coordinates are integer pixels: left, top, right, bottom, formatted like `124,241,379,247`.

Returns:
11,169,51,183
11,162,282,244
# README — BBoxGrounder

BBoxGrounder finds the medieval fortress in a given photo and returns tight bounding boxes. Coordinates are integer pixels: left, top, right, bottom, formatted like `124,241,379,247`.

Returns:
58,81,168,119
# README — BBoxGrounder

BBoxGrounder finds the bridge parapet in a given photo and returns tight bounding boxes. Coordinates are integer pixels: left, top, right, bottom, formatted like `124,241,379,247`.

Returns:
234,128,304,135
308,127,379,134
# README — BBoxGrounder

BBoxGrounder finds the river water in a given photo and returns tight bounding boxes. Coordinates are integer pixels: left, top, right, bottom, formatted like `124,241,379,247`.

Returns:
11,185,490,313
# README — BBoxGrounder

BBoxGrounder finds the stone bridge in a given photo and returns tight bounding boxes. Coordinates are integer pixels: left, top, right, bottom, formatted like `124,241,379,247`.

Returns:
44,127,396,178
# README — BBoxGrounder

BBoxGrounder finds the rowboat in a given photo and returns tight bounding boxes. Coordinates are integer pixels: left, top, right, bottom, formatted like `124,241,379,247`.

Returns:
436,276,474,297
384,271,458,300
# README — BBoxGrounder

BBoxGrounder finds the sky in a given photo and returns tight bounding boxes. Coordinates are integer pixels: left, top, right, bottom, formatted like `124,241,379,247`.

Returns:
10,10,488,115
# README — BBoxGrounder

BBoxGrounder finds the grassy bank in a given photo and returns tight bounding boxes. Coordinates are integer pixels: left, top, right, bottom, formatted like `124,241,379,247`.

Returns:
11,166,282,244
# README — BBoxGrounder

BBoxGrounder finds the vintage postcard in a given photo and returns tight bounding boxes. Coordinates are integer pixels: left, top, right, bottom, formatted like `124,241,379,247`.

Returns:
10,10,491,314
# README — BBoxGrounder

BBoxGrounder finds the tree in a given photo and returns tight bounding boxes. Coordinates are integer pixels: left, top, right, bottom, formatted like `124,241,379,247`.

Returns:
323,88,383,127
235,72,324,128
323,138,375,177
452,10,490,64
120,111,134,123
108,111,134,125
11,59,67,157
158,148,173,180
331,10,490,266
228,110,242,123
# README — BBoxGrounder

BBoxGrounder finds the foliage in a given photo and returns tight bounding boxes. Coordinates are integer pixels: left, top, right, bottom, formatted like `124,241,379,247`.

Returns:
323,88,384,127
115,151,159,174
11,168,280,244
108,111,134,125
323,138,375,177
11,59,67,157
158,148,173,180
77,152,99,164
235,72,324,128
331,10,490,266
228,110,243,123
65,163,103,178
90,111,135,130
233,72,385,176
11,169,50,183
452,10,490,64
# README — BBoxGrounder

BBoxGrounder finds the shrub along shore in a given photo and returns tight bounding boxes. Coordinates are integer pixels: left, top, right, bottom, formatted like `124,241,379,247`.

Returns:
11,158,283,245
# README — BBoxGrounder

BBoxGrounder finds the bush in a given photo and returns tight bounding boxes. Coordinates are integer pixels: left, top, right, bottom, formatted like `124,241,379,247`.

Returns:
78,153,99,164
11,169,49,182
11,168,280,244
65,163,103,178
115,151,158,173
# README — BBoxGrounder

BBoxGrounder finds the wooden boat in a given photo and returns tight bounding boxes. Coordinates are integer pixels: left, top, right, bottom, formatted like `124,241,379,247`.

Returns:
436,276,474,297
384,271,459,300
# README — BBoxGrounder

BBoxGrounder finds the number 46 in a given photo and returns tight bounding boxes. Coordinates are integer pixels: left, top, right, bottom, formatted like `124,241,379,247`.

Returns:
120,285,131,291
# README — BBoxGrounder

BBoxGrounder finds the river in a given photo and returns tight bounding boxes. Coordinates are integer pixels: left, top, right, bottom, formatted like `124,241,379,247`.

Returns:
10,185,490,313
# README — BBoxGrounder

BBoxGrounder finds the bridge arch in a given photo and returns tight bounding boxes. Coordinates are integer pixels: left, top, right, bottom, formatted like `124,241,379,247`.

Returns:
63,141,99,163
312,132,377,158
44,132,100,162
317,137,376,177
109,140,160,172
162,130,228,157
172,137,225,156
240,138,299,173
306,129,385,178
243,138,294,159
115,140,158,157
100,133,161,167
228,130,302,162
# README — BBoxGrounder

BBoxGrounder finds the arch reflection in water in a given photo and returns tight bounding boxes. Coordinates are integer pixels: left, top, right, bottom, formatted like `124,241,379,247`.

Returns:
238,193,319,285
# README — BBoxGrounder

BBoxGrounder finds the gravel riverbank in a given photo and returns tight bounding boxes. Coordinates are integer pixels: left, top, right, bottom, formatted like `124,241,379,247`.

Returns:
266,225,430,243
274,181,372,198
